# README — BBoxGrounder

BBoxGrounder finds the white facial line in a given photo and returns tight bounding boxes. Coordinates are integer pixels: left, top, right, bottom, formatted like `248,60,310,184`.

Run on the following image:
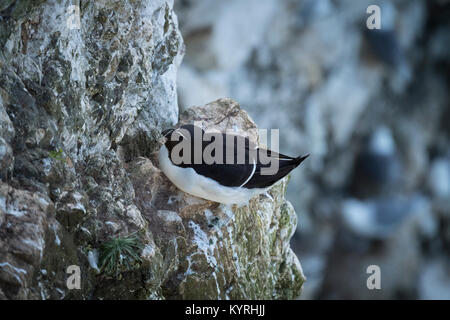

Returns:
163,130,173,138
240,158,256,188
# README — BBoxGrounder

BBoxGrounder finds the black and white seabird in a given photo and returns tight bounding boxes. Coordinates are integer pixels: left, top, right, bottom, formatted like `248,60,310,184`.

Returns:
158,124,308,205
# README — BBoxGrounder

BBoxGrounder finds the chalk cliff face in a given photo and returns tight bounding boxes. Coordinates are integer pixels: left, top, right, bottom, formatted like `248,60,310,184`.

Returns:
0,1,304,299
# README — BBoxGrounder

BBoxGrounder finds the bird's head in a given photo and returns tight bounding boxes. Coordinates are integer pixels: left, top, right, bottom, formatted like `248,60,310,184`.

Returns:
159,124,204,155
158,128,174,145
159,125,190,150
161,128,174,139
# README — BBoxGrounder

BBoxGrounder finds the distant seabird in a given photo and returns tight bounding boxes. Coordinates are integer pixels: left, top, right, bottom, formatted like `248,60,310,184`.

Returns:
158,124,308,205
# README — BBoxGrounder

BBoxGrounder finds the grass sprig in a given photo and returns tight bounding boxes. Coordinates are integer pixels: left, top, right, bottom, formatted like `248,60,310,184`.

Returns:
98,232,144,277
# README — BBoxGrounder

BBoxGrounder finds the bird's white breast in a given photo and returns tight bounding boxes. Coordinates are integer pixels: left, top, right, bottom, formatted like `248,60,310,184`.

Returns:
158,145,265,205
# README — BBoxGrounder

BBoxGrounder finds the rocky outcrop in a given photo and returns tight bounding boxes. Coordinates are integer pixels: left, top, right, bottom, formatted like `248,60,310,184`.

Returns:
0,1,303,299
129,99,304,299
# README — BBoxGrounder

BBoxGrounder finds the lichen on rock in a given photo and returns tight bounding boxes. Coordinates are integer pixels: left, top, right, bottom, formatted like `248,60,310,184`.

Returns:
0,0,304,300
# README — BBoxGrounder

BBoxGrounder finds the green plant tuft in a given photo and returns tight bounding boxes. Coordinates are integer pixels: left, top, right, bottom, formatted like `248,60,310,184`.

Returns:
98,232,144,277
49,148,65,161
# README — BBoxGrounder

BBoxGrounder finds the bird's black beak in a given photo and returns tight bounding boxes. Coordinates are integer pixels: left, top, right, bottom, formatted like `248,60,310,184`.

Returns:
159,128,175,144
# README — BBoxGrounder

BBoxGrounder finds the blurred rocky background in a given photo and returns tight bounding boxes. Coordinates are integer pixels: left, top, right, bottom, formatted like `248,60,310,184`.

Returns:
174,0,450,299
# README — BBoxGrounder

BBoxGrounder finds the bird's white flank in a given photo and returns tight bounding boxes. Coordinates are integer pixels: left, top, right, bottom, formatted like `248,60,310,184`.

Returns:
159,145,266,205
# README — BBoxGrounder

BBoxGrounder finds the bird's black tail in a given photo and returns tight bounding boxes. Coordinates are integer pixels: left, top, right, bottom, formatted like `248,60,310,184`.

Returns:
294,154,309,167
245,153,309,189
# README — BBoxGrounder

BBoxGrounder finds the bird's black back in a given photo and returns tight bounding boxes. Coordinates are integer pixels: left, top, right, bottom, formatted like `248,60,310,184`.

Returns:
164,124,308,189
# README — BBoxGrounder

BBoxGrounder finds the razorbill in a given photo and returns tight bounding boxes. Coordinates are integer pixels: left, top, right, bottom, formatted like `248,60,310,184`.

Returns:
158,124,308,205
